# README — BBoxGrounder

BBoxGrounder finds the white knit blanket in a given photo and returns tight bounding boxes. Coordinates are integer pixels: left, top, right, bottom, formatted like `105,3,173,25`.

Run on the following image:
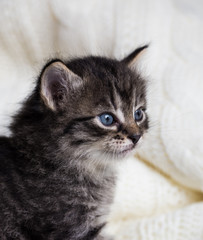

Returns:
0,0,203,239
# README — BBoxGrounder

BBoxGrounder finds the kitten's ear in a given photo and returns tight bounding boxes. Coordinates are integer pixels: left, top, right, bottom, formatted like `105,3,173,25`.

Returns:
40,61,82,111
121,45,148,68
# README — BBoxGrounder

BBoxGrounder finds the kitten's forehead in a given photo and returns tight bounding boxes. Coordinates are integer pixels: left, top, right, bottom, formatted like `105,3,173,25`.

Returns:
67,56,146,114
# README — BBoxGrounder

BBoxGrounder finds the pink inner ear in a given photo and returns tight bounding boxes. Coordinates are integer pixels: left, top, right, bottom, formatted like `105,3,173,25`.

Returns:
41,61,83,110
41,63,69,110
47,70,67,100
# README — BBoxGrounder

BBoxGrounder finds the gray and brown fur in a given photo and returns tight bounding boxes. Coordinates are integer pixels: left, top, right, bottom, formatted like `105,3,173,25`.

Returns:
0,46,148,240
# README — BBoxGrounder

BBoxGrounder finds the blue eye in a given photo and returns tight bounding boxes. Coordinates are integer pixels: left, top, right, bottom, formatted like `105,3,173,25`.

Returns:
99,113,114,126
134,108,144,122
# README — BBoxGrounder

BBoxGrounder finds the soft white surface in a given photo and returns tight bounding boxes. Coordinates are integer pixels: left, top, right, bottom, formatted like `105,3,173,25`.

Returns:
0,0,203,239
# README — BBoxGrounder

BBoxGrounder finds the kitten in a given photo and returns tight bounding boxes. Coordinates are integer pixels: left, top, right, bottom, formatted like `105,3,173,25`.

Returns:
0,46,148,240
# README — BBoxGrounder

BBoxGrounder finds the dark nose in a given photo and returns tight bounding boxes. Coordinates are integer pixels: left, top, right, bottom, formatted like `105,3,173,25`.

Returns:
128,134,141,144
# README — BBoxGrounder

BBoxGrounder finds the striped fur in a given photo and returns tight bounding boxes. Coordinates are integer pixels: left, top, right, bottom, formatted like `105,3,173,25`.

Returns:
0,47,148,239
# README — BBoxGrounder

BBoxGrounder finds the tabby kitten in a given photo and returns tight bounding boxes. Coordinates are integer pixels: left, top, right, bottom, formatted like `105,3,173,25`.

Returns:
0,46,148,240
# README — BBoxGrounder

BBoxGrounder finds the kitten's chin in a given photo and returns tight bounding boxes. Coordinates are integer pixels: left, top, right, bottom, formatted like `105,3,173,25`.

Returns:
109,143,135,159
89,144,136,162
115,147,136,159
117,147,134,158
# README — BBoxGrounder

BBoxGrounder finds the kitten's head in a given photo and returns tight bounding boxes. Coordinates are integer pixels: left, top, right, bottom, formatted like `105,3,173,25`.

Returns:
39,46,148,164
11,46,148,169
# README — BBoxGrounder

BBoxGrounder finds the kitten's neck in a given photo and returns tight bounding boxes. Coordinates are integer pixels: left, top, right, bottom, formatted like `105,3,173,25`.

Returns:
10,135,117,183
80,158,117,181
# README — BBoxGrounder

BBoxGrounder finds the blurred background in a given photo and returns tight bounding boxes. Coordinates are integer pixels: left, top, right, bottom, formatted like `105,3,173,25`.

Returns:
0,0,203,239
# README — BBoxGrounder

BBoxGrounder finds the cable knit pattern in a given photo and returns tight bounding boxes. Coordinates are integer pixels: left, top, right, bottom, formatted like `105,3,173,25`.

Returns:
0,0,203,239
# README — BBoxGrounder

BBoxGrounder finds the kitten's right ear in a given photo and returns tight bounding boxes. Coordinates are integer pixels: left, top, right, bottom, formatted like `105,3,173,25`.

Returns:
121,45,148,68
40,61,82,111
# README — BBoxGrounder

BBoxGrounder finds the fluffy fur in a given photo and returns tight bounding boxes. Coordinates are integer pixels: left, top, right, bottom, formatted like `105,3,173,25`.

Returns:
0,46,148,240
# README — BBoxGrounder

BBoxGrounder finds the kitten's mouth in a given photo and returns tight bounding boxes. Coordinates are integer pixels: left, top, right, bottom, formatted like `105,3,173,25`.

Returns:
117,144,134,157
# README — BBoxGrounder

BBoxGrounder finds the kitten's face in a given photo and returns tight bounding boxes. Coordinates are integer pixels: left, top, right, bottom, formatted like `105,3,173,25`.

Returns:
40,47,148,164
60,66,147,162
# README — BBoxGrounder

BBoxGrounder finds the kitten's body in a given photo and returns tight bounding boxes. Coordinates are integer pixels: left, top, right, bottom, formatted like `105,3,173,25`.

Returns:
0,137,113,240
0,48,148,240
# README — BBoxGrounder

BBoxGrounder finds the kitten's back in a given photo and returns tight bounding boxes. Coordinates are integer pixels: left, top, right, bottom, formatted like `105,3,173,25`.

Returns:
0,137,15,174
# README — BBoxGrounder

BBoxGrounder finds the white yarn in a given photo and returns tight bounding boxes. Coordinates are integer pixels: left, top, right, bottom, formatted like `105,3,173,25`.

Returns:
105,157,203,239
0,0,203,239
107,201,203,240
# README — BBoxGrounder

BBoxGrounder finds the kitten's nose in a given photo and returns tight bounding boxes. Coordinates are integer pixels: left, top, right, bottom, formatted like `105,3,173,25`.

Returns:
128,134,141,144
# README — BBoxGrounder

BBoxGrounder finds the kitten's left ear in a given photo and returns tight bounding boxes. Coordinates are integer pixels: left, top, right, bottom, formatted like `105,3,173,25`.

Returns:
121,45,148,67
40,61,82,111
